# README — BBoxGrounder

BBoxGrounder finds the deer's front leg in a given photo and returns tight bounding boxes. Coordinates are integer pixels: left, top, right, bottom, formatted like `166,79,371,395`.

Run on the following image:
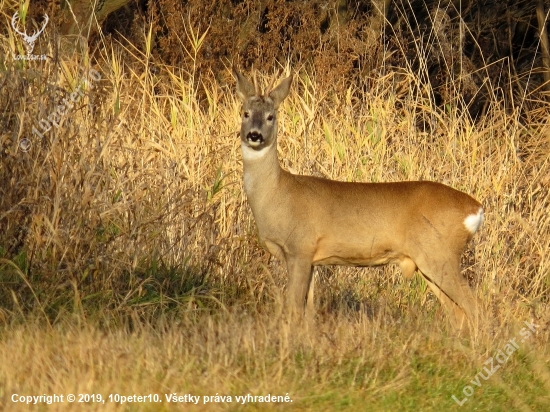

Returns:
286,256,314,316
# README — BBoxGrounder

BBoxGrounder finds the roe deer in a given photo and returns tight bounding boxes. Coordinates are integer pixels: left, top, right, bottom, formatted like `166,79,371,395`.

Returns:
233,67,483,331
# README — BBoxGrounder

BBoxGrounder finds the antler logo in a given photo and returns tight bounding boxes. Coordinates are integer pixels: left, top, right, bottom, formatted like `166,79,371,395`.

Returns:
11,12,49,55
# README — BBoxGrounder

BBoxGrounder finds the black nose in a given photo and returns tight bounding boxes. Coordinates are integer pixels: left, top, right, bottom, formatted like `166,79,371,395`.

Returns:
247,131,263,143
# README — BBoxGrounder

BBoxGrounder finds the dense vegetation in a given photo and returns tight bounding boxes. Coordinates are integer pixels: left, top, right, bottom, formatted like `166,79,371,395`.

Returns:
0,1,549,410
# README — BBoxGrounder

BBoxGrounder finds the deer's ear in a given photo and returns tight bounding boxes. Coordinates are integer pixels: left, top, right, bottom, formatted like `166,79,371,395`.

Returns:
232,67,256,102
268,74,293,109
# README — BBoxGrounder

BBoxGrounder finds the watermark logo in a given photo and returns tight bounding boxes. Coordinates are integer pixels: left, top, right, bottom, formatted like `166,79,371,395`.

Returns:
19,68,101,152
11,11,48,60
452,320,539,406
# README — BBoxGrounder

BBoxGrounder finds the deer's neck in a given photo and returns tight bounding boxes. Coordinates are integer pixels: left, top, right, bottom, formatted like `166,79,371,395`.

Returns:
241,142,283,210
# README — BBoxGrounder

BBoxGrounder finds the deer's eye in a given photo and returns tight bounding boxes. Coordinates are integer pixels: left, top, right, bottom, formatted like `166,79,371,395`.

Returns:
267,114,274,121
244,111,250,118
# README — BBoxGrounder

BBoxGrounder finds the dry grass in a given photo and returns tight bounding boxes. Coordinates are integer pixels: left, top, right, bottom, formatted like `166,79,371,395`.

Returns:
1,4,550,410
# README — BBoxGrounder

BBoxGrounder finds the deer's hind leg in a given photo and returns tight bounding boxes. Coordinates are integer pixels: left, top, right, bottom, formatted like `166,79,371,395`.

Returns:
415,256,479,331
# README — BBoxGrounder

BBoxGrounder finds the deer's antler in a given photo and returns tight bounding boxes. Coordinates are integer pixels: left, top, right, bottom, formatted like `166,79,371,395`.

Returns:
28,14,49,42
252,69,261,96
265,69,281,96
11,12,27,38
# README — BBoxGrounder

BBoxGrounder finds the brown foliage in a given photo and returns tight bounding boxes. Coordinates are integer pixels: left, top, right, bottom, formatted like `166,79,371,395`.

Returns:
144,0,380,92
16,1,550,113
1,0,549,323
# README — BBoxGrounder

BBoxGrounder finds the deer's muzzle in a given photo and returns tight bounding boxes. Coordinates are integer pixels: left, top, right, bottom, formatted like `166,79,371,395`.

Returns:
246,131,264,145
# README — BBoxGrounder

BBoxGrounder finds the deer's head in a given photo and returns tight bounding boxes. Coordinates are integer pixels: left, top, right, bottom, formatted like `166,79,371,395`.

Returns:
233,67,293,152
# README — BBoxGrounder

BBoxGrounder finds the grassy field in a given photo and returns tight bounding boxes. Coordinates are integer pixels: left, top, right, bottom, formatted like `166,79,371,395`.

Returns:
1,6,550,411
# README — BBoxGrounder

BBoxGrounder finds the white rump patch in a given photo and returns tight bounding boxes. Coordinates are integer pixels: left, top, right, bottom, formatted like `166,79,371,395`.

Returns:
241,143,270,161
464,207,484,234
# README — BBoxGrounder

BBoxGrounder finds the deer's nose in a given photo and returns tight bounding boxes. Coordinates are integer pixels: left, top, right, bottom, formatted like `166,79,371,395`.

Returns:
247,131,263,143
